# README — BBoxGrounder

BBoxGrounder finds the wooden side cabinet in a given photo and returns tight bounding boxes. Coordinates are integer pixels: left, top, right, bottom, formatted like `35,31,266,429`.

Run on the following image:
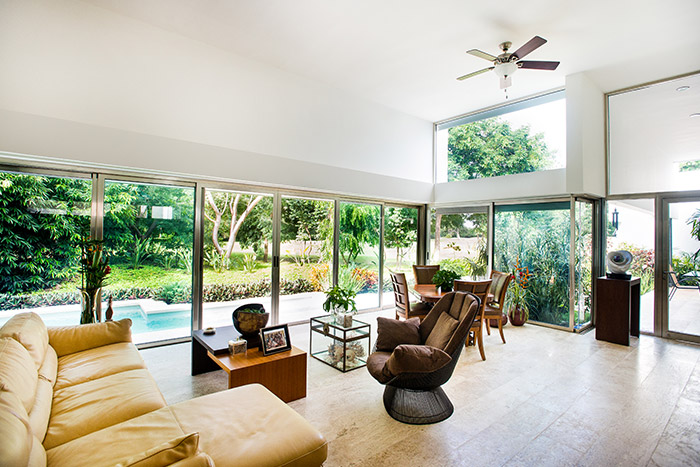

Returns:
595,276,641,346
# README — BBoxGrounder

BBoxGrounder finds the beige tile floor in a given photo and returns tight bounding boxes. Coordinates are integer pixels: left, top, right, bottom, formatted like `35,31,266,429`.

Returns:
140,310,700,466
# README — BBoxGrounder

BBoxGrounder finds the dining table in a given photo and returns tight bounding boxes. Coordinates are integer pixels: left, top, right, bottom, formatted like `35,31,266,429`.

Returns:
413,284,495,304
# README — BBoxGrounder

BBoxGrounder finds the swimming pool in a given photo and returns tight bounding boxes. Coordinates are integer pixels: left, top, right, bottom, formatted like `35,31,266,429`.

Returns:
3,305,192,335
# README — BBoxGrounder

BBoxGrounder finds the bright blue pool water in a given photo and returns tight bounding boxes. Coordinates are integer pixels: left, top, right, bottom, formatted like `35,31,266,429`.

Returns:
11,305,192,334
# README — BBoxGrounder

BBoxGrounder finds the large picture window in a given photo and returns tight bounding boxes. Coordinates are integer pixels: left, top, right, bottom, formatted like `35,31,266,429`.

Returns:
436,90,566,183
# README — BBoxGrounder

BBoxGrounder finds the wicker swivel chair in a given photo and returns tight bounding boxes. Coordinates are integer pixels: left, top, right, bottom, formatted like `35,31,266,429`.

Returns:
454,279,491,361
412,264,440,285
390,271,431,321
367,292,480,424
483,270,513,343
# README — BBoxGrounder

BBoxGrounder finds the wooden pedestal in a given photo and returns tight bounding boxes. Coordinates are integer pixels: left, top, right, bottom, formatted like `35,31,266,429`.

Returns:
595,276,641,346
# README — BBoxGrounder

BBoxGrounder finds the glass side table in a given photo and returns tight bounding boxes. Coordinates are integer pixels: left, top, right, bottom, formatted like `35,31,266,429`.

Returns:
309,315,371,372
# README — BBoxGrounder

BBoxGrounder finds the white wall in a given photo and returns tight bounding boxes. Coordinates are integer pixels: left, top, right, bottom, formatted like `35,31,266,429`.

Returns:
0,0,433,201
565,73,606,197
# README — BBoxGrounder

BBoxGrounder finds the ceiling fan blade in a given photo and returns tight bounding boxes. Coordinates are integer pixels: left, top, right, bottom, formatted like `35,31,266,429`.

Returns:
466,49,497,62
517,60,560,70
456,67,494,81
512,36,547,60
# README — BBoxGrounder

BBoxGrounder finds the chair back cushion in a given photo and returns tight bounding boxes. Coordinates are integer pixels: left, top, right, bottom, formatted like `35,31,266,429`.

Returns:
375,317,420,351
424,313,459,350
412,265,440,285
489,271,512,309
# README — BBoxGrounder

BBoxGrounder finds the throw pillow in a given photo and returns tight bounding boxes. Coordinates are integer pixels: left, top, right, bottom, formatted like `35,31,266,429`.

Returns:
383,344,451,378
424,312,459,350
116,432,200,467
375,317,421,351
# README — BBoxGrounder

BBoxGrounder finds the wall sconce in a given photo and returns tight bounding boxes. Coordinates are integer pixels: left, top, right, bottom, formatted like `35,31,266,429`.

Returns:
612,208,619,230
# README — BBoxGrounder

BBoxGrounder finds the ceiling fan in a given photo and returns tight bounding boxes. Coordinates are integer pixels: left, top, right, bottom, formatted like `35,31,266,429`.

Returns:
457,36,560,90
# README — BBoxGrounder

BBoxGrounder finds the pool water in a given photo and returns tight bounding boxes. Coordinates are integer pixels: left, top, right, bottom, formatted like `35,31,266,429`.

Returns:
15,305,192,335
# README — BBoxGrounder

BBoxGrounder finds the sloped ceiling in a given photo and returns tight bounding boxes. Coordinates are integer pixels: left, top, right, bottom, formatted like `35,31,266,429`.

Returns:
84,0,700,121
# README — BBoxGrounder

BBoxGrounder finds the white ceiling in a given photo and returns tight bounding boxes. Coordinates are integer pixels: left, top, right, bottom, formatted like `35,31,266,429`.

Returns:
84,0,700,122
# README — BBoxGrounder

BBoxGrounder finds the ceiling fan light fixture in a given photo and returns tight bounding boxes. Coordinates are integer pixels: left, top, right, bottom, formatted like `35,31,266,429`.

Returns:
494,62,517,89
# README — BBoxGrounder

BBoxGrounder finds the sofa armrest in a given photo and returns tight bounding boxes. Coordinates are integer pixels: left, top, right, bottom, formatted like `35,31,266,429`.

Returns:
48,319,132,357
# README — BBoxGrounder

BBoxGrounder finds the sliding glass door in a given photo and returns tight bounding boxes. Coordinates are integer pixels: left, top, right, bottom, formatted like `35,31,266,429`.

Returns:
103,179,195,343
200,188,273,328
383,206,419,305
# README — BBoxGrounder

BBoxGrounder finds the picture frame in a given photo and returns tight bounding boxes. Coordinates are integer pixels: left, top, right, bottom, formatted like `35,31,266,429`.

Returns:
260,324,292,356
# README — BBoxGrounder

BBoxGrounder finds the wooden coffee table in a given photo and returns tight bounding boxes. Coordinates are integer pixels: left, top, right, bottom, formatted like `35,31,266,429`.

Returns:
207,345,307,403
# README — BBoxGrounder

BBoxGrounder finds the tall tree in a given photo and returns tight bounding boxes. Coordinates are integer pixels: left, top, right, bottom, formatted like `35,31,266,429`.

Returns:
204,192,264,263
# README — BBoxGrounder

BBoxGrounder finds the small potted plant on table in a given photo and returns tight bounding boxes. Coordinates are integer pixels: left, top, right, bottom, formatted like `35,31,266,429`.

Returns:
322,285,357,327
431,269,460,293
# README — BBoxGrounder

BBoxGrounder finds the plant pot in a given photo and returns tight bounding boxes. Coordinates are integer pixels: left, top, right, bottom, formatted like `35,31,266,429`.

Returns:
79,288,101,324
439,285,453,293
489,313,508,328
509,307,527,326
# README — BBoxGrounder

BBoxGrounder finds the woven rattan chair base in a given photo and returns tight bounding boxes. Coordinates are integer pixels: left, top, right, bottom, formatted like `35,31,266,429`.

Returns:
383,385,454,425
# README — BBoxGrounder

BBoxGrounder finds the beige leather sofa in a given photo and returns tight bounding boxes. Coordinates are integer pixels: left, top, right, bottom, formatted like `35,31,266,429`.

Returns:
0,312,327,466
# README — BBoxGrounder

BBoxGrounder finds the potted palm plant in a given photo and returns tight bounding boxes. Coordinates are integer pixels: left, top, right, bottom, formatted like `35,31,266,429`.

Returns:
322,285,357,327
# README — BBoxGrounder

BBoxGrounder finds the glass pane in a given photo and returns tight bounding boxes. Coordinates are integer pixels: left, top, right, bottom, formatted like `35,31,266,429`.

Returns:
339,202,380,311
103,180,194,344
494,203,571,327
574,201,593,329
431,211,488,279
0,171,91,327
201,189,273,328
383,206,419,306
668,200,700,336
279,196,334,323
606,200,655,333
436,95,566,182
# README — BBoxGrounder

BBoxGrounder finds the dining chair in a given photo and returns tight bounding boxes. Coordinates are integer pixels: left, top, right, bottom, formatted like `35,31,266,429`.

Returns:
454,279,491,361
483,270,513,344
390,271,431,321
412,265,440,285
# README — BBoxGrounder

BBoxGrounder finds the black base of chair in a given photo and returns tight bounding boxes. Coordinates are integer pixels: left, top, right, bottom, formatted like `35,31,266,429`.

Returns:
382,385,454,425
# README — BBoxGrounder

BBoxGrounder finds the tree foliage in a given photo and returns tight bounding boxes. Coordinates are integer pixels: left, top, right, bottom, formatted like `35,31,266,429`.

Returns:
447,118,555,181
0,174,90,294
384,207,417,265
339,203,379,265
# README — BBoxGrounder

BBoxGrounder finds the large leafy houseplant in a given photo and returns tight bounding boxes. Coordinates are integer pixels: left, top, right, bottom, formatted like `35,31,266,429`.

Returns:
431,269,460,292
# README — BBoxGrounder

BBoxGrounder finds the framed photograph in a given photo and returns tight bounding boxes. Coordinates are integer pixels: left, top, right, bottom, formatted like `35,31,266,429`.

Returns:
260,324,292,356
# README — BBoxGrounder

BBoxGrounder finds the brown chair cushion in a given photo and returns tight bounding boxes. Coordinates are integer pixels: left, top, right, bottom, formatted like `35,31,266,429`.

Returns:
366,351,392,384
383,344,451,379
375,317,421,351
424,312,459,350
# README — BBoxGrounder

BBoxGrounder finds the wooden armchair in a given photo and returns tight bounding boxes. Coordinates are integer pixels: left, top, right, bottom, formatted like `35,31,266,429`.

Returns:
483,270,513,343
454,279,492,361
412,264,440,285
389,271,431,321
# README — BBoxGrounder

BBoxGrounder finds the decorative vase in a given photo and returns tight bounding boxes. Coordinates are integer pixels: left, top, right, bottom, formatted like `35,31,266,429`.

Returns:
79,288,101,324
232,304,269,349
509,307,527,326
489,313,508,328
335,312,353,328
439,284,453,293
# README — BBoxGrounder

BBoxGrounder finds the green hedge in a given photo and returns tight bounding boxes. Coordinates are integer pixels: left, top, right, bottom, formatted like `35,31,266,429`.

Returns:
0,278,317,310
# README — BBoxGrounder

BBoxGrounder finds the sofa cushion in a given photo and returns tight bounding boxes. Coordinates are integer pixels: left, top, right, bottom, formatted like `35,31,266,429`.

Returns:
46,406,190,467
169,384,328,467
169,452,214,467
375,317,420,351
48,319,132,357
0,312,49,370
383,344,451,379
0,337,38,413
54,342,146,390
424,312,459,350
115,432,200,467
0,390,32,467
44,369,166,449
